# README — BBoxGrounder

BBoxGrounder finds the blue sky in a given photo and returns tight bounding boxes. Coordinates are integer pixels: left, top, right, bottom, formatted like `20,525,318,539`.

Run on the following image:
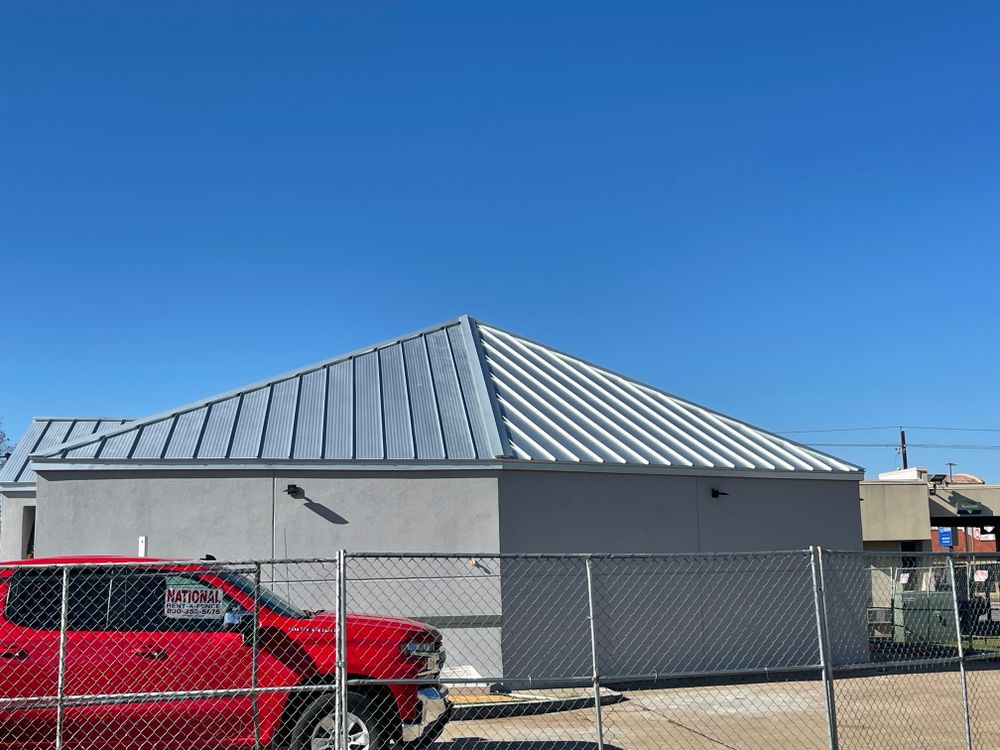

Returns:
2,1,998,478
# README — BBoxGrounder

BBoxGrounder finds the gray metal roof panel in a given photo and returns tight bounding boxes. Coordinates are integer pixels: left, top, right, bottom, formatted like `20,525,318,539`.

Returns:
1,418,131,484
197,397,240,459
325,361,353,459
27,317,861,475
261,379,299,460
476,323,861,473
33,320,497,465
294,369,326,460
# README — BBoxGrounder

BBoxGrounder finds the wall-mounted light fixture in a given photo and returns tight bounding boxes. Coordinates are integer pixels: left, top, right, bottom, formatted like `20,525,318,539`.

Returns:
711,488,729,498
285,484,304,498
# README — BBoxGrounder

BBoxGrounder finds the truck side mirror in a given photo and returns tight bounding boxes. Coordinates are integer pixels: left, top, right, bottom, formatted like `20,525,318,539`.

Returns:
223,609,256,639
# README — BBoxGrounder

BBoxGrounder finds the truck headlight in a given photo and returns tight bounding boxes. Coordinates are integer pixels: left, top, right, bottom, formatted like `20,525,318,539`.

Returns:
401,641,439,659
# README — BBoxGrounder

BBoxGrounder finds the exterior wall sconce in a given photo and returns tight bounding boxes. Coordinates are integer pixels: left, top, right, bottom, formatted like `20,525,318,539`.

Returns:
285,484,304,498
711,488,729,498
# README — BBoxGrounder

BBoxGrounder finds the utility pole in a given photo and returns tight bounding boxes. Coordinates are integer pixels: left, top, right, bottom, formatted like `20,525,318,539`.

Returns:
900,429,908,469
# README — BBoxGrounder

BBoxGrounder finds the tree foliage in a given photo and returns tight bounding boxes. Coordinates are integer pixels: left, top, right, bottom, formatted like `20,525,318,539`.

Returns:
0,419,13,467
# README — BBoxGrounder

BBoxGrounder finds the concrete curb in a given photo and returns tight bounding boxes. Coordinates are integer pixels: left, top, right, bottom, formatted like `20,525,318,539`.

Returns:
451,688,625,721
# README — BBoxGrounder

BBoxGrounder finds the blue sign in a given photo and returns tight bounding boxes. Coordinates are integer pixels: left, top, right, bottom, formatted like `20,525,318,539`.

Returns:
939,527,953,547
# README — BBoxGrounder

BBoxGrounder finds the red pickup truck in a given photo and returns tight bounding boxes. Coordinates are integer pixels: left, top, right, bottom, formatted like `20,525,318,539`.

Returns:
0,557,451,750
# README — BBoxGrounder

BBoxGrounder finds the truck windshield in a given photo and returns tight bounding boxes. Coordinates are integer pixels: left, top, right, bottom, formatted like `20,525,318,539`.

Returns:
215,571,310,619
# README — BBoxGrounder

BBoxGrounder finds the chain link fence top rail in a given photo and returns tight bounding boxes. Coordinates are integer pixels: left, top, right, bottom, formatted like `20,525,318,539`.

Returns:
2,550,1000,749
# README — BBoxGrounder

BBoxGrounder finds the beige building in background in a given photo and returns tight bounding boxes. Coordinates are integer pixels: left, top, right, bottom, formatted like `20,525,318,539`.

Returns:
860,467,1000,553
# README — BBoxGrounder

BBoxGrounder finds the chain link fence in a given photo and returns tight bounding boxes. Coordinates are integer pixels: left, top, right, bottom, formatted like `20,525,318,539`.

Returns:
1,550,1000,748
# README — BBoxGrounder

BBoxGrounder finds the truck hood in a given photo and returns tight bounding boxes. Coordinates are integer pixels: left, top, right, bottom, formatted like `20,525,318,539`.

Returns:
310,611,437,634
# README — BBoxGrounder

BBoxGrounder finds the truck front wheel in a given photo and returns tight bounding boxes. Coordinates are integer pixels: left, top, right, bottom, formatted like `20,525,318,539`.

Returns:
291,692,388,750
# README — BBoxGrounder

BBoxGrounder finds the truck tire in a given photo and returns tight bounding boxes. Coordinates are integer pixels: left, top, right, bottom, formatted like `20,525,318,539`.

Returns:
291,692,387,750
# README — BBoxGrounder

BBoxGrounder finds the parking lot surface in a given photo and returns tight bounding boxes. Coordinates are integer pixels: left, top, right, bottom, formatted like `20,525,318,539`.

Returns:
436,669,1000,749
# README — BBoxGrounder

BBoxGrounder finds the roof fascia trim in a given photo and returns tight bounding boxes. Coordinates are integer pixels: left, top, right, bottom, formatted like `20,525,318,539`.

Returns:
31,458,862,480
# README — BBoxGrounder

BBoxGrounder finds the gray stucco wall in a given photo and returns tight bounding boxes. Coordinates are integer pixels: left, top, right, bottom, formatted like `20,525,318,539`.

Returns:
35,471,499,559
497,470,864,553
859,481,932,542
32,467,868,680
928,485,1000,520
0,492,36,561
34,469,501,675
496,469,867,677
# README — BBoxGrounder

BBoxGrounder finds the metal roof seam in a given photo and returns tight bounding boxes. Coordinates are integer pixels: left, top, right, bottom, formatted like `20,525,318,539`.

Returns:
482,335,631,464
256,385,275,460
442,325,478,459
524,343,696,467
376,345,388,460
498,335,671,464
224,393,245,460
395,344,418,460
421,333,447,459
320,365,330,461
288,372,305,461
482,329,658,465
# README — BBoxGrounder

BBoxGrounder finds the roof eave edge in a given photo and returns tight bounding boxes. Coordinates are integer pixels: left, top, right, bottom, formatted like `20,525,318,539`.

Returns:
29,458,863,481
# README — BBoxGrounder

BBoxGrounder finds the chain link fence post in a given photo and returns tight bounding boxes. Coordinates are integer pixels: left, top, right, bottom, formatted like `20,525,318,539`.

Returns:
810,547,839,750
336,550,348,750
584,556,605,750
55,566,69,750
251,561,262,750
947,554,974,750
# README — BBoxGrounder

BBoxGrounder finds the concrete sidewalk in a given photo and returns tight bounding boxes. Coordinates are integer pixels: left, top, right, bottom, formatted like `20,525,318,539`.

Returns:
435,669,1000,749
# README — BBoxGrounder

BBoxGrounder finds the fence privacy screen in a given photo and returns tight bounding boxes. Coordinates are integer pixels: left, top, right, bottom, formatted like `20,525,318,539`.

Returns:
0,549,999,749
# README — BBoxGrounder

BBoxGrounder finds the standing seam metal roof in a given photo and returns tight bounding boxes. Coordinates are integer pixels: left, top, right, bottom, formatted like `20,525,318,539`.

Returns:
0,418,131,484
28,316,860,475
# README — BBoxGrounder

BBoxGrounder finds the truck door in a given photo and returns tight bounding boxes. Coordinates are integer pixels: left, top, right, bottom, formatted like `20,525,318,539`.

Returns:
63,568,256,749
0,570,62,747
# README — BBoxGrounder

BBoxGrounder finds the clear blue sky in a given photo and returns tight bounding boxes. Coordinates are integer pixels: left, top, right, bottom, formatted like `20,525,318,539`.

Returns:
2,1,998,478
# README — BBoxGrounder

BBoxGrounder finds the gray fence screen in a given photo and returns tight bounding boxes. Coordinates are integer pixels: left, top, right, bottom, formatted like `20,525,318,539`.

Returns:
0,549,998,749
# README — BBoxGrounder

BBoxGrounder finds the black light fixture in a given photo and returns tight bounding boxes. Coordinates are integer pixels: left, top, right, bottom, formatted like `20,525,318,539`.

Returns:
285,484,303,498
711,488,729,498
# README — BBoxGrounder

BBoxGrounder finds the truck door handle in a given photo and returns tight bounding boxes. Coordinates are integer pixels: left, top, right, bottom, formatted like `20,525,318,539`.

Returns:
0,648,28,660
133,647,169,661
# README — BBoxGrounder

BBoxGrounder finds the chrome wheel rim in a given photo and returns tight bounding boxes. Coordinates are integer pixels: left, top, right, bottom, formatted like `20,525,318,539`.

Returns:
311,710,370,750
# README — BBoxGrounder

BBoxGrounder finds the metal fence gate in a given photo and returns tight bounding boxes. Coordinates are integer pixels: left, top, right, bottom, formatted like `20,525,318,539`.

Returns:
1,549,999,749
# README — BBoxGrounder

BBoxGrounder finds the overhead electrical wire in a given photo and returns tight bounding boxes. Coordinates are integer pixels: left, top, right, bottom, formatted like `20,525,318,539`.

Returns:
808,443,1000,451
782,425,1000,434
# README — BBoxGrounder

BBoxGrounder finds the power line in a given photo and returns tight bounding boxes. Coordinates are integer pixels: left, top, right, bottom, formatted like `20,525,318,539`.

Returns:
781,426,898,434
809,443,1000,450
902,425,1000,433
783,425,1000,434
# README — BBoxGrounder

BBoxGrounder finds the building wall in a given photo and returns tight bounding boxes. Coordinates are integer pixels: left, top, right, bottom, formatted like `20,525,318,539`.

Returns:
34,469,502,675
859,481,932,543
0,492,36,560
497,469,864,553
929,485,1000,520
34,467,868,679
496,469,867,677
35,470,499,559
